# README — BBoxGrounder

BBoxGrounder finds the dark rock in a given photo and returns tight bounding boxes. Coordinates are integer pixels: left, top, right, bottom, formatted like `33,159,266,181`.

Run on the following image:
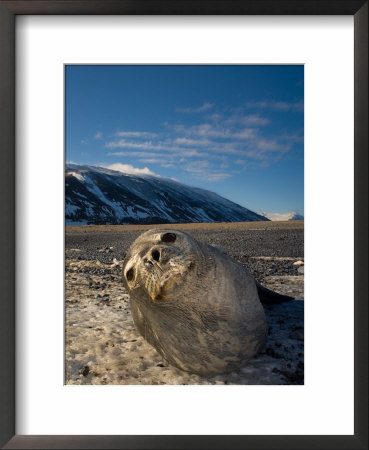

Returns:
289,328,304,341
80,366,89,376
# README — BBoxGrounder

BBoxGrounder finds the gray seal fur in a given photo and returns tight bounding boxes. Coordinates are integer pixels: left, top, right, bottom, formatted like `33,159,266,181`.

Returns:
122,228,266,376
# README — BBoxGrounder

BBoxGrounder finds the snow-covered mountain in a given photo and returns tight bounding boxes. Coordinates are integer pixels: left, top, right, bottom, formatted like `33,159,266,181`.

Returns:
259,211,304,221
65,164,268,225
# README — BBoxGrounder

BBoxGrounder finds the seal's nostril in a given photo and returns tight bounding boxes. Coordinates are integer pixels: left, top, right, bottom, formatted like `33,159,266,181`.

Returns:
151,250,160,262
126,268,134,281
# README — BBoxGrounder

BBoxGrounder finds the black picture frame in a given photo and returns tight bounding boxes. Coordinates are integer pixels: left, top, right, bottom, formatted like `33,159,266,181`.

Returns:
0,1,367,449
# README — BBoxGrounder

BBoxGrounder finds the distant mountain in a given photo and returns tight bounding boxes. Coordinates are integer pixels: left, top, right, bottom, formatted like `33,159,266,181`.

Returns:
65,164,268,225
259,211,304,221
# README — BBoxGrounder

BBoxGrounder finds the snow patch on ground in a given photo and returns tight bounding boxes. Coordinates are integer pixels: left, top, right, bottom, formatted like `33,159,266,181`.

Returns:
83,175,125,218
65,203,80,215
67,171,85,182
126,206,150,219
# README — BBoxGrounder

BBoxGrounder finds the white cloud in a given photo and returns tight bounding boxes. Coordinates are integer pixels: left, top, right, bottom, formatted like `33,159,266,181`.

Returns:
172,123,256,141
105,139,167,151
181,149,208,157
184,160,231,182
107,151,163,158
232,129,256,139
208,113,222,121
185,160,209,171
94,132,103,139
194,123,226,137
226,114,270,126
115,131,158,138
176,102,214,113
174,137,210,147
246,100,304,112
137,159,175,169
256,138,285,152
107,144,207,159
235,159,246,165
104,163,160,177
139,158,162,164
201,173,231,182
102,103,302,179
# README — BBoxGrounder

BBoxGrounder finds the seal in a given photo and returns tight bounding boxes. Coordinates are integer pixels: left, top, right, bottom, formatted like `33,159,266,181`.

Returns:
122,229,271,376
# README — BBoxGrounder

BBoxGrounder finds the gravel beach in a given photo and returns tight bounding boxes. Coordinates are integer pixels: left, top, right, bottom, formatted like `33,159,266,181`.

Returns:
65,221,304,385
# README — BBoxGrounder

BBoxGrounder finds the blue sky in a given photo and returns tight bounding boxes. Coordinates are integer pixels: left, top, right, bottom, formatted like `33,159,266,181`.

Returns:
65,65,304,215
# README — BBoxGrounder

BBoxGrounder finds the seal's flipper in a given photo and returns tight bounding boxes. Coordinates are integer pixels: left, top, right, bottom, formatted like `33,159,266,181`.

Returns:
256,281,294,304
209,244,228,255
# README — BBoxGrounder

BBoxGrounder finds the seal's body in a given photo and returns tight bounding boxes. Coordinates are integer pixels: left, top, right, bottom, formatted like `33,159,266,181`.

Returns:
122,229,266,376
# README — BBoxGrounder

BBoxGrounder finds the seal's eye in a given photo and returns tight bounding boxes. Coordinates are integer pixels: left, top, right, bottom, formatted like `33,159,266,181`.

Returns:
126,268,134,281
161,232,176,243
151,250,160,261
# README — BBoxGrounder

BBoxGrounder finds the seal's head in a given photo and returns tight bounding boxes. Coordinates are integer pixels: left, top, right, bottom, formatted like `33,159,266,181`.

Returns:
123,229,199,303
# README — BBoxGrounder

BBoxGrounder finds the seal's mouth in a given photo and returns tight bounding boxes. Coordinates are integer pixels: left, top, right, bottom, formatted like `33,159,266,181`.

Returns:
150,269,188,301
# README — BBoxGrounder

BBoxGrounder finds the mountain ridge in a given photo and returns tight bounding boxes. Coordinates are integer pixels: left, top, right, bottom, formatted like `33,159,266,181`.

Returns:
65,164,269,225
260,211,304,221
